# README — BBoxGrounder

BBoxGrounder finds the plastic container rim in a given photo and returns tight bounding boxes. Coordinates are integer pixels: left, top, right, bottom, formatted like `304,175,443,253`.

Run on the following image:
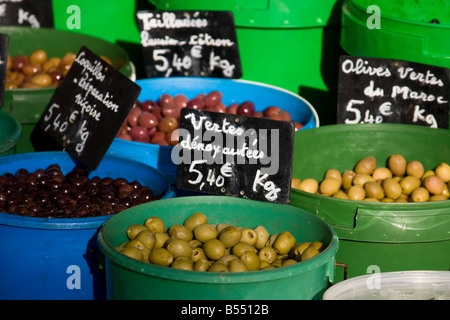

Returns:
323,270,450,300
344,0,450,29
136,76,320,126
98,196,339,284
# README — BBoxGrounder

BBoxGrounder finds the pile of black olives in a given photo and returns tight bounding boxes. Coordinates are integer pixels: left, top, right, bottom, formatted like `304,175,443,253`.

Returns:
116,212,324,272
0,164,160,218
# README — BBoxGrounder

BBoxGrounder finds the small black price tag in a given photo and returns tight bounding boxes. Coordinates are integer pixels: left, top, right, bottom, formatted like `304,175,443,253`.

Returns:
136,10,242,79
337,55,450,129
0,0,53,28
0,33,8,107
175,109,295,204
37,46,141,170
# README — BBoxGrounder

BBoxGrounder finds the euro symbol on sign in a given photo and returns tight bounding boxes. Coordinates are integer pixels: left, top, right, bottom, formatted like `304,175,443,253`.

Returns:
190,45,202,59
69,110,79,123
379,102,393,116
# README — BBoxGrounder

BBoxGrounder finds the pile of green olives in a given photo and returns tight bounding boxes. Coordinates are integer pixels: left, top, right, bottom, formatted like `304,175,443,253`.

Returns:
292,154,450,203
115,212,324,272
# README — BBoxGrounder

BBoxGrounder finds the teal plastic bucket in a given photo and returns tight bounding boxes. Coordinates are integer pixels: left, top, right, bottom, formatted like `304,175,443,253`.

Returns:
0,151,173,300
341,0,450,69
107,77,318,184
0,110,22,156
98,196,339,300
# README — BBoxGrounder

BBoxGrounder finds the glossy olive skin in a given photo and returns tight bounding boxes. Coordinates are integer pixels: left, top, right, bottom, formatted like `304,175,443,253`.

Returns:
0,164,160,218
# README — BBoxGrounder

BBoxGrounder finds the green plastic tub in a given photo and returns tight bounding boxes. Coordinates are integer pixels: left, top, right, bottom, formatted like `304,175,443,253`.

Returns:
149,0,344,125
341,0,450,69
98,196,339,300
290,123,450,283
0,110,22,156
1,26,134,154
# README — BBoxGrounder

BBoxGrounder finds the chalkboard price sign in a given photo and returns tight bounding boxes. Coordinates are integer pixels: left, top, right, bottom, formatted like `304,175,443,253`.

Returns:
0,0,53,28
37,46,141,170
136,10,242,79
0,33,8,107
337,55,450,129
175,109,295,204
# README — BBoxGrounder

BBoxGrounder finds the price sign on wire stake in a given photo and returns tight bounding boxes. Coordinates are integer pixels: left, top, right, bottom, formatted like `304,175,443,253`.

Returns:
0,33,8,107
136,10,242,79
35,46,141,170
175,109,295,204
337,55,450,129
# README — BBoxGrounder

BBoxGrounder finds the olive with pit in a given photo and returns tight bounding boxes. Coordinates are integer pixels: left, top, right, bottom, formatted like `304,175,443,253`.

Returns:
253,225,270,249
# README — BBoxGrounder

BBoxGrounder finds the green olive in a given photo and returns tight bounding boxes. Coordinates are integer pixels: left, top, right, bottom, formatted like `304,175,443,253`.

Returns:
184,212,207,231
423,175,445,195
388,154,406,177
410,187,430,202
372,167,393,181
168,224,193,241
149,248,173,267
144,216,166,233
240,251,261,271
253,225,270,250
347,185,365,201
194,259,211,272
273,231,296,254
124,239,146,250
193,224,218,243
354,156,377,175
301,246,320,261
435,162,450,182
231,242,256,257
400,176,421,195
319,178,340,196
298,178,319,194
239,228,257,246
228,259,248,272
126,224,147,240
135,230,156,250
364,181,384,200
203,238,226,260
165,238,193,259
406,160,424,179
171,257,194,271
154,232,170,248
190,247,207,262
218,226,242,248
342,170,356,190
217,254,239,266
207,262,228,272
282,259,297,267
258,246,277,263
324,169,342,187
120,246,143,261
382,178,403,199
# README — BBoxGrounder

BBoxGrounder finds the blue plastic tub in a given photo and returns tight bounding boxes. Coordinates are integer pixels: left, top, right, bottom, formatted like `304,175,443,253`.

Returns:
107,77,319,184
0,151,173,300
